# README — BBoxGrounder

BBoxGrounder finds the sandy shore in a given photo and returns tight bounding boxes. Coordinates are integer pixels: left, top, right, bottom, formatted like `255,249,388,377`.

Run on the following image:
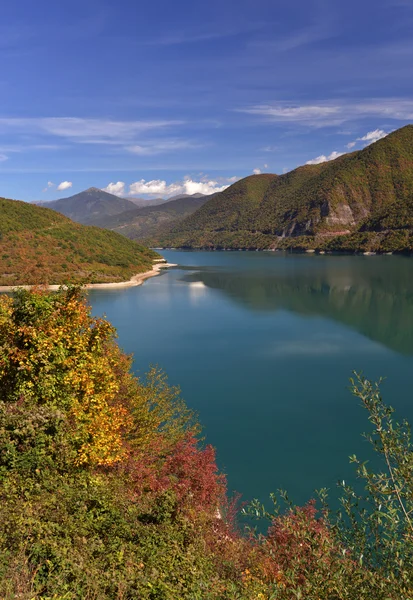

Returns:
0,262,177,293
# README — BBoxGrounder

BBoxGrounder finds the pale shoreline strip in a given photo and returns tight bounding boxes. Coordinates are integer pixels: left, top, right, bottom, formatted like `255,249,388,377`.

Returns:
0,262,177,293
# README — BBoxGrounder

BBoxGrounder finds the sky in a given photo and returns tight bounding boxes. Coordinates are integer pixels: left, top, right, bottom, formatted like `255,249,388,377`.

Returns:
0,0,412,201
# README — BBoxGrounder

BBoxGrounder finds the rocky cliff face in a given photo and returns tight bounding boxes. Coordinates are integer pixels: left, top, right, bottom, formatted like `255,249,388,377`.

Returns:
153,125,413,249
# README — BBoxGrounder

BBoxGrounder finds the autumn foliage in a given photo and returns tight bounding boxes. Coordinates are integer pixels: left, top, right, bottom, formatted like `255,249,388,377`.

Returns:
0,196,158,286
1,287,412,598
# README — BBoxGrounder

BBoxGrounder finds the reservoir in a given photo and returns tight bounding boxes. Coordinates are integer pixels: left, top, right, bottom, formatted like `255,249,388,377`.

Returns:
89,251,413,509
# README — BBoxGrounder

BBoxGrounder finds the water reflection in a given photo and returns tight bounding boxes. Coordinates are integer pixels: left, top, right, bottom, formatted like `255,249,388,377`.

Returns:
181,257,413,354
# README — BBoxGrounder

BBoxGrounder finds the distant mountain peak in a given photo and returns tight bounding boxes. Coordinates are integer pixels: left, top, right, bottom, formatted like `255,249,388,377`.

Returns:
38,187,138,225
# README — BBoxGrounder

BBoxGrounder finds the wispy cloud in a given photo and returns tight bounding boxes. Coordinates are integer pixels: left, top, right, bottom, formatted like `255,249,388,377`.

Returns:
238,104,340,126
140,23,263,47
0,117,185,145
0,143,63,153
42,181,55,193
0,153,8,162
236,99,413,127
141,31,230,46
250,22,334,53
127,139,203,156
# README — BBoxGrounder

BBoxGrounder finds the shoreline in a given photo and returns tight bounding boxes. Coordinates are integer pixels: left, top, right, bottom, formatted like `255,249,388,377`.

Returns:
0,262,177,293
158,247,408,257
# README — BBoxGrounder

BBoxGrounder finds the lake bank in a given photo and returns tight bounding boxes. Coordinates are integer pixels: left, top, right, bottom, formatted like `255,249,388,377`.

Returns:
0,261,176,293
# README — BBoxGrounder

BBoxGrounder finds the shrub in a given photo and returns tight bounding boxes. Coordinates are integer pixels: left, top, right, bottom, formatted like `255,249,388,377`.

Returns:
2,288,413,598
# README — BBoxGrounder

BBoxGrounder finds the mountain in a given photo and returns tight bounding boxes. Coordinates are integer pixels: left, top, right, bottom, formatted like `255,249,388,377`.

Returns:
168,192,206,201
128,193,206,207
37,189,209,241
155,125,413,253
152,174,277,247
128,196,169,208
84,194,210,241
37,187,139,225
0,197,159,286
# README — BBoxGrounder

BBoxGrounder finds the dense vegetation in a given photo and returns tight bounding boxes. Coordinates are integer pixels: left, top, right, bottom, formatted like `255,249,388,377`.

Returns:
153,125,413,252
1,287,413,598
39,187,209,242
91,195,209,242
0,197,159,286
154,174,277,248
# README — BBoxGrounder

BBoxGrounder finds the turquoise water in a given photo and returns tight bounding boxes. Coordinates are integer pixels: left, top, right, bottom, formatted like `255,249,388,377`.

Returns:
88,251,413,508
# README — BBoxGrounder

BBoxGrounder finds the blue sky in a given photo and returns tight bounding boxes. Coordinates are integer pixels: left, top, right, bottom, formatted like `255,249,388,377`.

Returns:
1,0,412,201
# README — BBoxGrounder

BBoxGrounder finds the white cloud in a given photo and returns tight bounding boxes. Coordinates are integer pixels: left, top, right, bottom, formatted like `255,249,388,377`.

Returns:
102,181,125,196
227,176,238,183
253,168,262,174
306,150,344,165
237,99,413,127
264,163,268,169
358,129,389,144
127,140,200,156
129,179,178,196
184,178,228,195
42,181,55,192
57,181,73,191
344,128,390,151
328,151,345,160
128,177,229,198
0,153,8,162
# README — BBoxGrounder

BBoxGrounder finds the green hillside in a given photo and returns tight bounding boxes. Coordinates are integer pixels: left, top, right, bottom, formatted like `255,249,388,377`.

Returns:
2,287,413,598
91,194,209,241
0,197,159,286
155,125,413,252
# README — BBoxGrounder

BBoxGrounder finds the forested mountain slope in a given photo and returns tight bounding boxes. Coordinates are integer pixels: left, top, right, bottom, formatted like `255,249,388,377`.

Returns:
155,125,413,252
91,194,210,241
0,197,158,286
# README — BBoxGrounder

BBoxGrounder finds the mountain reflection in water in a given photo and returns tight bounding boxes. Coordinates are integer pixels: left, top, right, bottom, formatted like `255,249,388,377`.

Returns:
181,255,413,355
